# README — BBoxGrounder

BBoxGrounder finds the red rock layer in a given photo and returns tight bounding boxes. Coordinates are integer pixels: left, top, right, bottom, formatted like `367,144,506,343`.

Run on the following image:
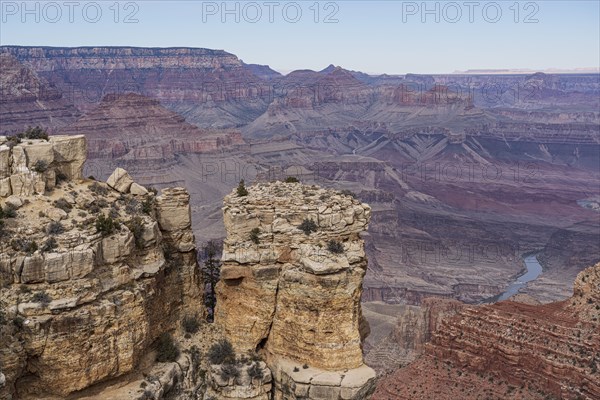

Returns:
373,263,600,400
59,93,245,163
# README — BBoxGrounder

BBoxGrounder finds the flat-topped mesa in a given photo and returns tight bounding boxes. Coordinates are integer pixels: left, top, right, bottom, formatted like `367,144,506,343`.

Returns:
215,182,376,399
0,134,86,198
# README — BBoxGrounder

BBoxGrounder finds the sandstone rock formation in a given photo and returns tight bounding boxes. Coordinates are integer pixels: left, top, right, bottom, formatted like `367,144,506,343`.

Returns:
0,134,86,198
373,262,600,400
0,150,203,398
205,361,273,400
215,182,376,399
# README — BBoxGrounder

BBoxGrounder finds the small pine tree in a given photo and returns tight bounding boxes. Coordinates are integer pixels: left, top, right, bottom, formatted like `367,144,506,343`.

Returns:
237,180,248,197
202,240,222,321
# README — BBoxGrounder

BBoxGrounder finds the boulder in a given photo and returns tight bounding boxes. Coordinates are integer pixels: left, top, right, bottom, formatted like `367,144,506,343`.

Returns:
130,182,148,196
0,177,11,197
50,135,87,181
106,168,134,193
5,195,23,209
47,207,68,222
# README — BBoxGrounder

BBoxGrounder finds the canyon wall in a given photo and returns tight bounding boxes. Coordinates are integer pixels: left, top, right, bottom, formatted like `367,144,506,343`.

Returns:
373,262,600,400
0,53,80,135
0,136,203,398
215,182,376,399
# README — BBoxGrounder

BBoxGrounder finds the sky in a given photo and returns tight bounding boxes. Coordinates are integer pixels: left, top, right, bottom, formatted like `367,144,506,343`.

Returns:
0,0,599,74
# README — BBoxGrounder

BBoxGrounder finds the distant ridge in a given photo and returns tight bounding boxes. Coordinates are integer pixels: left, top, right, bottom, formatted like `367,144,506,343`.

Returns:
454,67,600,75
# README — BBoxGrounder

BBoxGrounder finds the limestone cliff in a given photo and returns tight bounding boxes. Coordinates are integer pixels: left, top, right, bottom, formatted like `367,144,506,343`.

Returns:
1,134,86,198
0,136,203,398
215,182,376,399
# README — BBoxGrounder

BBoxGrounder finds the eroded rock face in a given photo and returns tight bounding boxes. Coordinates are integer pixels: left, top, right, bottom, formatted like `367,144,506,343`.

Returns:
205,362,273,400
373,263,600,400
0,135,86,198
215,182,375,399
0,162,203,398
0,53,80,135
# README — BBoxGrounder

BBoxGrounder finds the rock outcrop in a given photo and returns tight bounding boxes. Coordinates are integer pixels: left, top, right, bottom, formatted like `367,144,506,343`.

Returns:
373,262,600,400
215,182,376,399
0,134,86,198
205,361,273,400
0,147,203,398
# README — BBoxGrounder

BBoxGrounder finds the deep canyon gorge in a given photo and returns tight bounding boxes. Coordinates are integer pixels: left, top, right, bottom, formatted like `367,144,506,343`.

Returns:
0,45,598,399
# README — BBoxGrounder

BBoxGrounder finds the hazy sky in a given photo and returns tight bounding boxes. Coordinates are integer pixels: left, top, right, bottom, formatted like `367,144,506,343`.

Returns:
1,0,599,74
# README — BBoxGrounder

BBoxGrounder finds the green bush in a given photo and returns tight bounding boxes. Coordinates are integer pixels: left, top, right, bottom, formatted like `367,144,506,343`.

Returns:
20,126,49,141
32,159,49,173
96,214,120,237
219,363,240,382
182,315,200,334
42,237,58,253
155,333,180,362
250,228,260,244
208,339,236,365
236,180,248,197
89,182,109,195
327,240,344,254
32,291,52,307
3,204,17,218
285,176,299,183
95,199,108,209
47,221,64,235
24,241,38,254
141,196,153,215
53,198,72,213
126,216,145,249
298,219,318,235
248,363,264,380
12,316,25,329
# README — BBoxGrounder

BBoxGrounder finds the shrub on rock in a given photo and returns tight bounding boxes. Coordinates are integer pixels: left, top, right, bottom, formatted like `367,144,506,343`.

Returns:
208,339,235,365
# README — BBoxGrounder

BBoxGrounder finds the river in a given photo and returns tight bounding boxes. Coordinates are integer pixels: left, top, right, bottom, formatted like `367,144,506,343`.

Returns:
482,254,543,303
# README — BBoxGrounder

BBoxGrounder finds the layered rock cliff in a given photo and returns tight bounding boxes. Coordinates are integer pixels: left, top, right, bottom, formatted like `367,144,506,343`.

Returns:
373,262,600,400
2,46,271,126
215,182,376,399
0,53,80,135
59,93,245,167
0,136,203,398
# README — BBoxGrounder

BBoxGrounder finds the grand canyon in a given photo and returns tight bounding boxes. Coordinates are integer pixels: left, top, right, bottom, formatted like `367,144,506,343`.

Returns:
0,43,598,400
